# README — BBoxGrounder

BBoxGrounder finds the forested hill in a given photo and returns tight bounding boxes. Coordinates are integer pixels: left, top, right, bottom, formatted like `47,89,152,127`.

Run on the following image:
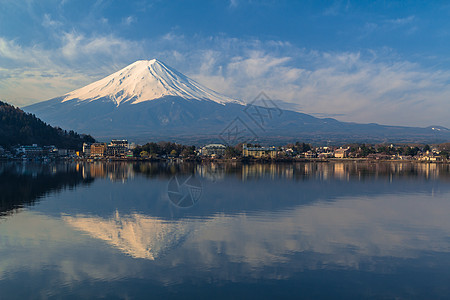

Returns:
0,101,95,149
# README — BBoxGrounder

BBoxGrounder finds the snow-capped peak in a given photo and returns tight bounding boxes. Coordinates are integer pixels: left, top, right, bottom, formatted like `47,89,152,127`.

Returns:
62,59,243,106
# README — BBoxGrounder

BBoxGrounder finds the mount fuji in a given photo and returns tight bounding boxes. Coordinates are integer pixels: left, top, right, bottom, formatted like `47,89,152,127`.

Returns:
24,59,450,144
60,59,243,106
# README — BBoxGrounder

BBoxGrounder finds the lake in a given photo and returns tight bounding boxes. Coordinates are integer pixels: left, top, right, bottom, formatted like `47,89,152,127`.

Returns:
1,161,450,299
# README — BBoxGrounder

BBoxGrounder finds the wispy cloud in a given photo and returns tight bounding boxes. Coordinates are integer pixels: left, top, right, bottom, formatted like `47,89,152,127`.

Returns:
361,15,418,38
122,15,136,26
386,15,415,26
173,38,450,128
1,32,450,128
323,0,350,16
229,0,238,8
60,32,143,62
42,13,62,28
0,32,144,105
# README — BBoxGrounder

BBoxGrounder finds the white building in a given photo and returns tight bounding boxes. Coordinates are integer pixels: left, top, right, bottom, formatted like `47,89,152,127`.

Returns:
83,143,92,157
15,144,43,157
201,144,226,157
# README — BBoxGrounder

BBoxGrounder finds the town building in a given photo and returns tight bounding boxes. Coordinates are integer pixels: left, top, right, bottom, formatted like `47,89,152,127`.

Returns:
83,143,92,157
200,144,226,157
91,143,107,157
334,147,350,158
107,140,129,157
15,144,44,157
284,148,294,156
43,146,58,156
302,150,317,159
242,144,277,158
418,151,442,161
318,152,334,159
58,149,68,156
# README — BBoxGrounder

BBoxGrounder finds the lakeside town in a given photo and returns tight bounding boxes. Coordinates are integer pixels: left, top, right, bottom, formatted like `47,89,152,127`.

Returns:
1,139,449,162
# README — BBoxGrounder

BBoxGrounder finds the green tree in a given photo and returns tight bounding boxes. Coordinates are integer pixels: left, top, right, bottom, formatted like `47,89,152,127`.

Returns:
440,150,449,159
180,147,195,157
225,146,240,158
293,142,311,153
405,146,419,156
0,101,95,149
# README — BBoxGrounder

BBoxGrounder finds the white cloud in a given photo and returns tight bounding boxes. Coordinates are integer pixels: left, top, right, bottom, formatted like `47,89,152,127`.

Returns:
42,13,62,28
323,0,350,16
1,32,450,128
61,32,85,59
60,32,142,62
227,52,291,78
162,32,183,41
0,32,145,106
179,40,450,128
361,15,418,38
0,38,33,62
229,0,238,8
386,15,415,26
122,15,136,26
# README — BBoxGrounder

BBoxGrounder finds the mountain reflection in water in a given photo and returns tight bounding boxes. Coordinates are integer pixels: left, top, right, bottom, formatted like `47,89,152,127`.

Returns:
64,211,192,260
1,161,450,299
63,191,450,268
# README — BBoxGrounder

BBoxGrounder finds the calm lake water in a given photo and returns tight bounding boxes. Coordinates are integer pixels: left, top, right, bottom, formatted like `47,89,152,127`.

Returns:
1,161,450,299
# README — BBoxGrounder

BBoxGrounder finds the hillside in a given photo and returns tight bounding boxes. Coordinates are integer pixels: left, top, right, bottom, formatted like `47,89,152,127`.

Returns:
0,101,95,149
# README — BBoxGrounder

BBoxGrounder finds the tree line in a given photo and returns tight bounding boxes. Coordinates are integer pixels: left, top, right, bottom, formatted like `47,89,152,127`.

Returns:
0,101,95,149
133,141,449,159
134,142,196,158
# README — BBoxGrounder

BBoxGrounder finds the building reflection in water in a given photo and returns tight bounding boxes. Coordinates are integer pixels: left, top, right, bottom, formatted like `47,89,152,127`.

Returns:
3,160,446,186
1,159,450,298
81,162,135,183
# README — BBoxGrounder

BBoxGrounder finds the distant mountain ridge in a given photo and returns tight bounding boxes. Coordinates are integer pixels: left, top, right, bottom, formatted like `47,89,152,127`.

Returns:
24,59,450,144
0,101,95,149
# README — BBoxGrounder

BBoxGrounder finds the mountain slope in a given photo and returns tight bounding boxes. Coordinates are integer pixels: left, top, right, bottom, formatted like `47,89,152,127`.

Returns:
24,59,450,144
0,101,95,148
62,59,242,106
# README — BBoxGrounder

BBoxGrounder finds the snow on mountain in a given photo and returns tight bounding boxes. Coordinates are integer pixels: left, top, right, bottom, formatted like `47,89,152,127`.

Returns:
62,59,243,106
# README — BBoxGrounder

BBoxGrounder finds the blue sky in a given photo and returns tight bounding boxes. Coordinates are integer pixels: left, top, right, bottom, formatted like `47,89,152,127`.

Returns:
1,0,450,127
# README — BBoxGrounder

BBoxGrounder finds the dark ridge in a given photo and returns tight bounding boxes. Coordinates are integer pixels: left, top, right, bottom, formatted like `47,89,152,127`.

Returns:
0,100,95,149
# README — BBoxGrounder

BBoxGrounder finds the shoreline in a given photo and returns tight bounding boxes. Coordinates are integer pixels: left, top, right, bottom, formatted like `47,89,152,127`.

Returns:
2,157,449,164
